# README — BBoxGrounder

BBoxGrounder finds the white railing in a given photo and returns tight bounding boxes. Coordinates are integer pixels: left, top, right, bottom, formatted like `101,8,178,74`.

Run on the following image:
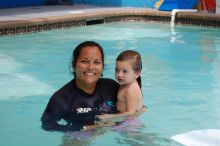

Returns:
171,9,198,27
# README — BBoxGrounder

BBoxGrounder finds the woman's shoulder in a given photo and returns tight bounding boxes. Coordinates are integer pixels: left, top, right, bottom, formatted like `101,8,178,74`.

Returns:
98,78,119,92
52,79,75,98
99,78,119,86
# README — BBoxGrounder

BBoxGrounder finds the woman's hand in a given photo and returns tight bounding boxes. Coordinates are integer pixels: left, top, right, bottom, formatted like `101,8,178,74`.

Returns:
94,114,116,127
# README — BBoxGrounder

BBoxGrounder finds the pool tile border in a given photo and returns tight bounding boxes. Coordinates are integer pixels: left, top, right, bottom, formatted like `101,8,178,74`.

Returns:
0,9,220,36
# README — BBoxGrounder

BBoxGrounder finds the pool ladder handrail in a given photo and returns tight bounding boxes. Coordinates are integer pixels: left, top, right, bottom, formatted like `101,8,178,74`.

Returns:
171,9,198,27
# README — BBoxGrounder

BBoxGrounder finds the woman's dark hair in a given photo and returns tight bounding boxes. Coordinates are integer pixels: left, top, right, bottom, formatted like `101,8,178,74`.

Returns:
71,41,104,77
116,50,142,88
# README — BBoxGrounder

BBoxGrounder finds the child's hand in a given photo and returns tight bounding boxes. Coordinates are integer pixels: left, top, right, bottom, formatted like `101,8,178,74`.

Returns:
96,114,113,121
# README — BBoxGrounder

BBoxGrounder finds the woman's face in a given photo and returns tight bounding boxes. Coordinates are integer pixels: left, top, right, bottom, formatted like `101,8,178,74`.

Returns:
74,46,103,89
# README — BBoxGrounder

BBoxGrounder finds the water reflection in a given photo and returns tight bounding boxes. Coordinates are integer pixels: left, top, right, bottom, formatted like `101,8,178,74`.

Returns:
60,117,174,146
170,26,185,44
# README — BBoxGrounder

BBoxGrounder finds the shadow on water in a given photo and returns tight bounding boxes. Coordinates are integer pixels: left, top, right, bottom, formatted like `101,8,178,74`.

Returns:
59,117,179,146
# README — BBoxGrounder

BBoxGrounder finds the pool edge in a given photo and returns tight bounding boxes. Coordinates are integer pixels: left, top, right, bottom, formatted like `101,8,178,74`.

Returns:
0,8,220,36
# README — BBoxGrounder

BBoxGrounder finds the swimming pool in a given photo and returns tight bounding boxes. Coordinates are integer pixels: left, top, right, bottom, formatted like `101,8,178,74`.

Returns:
0,22,220,146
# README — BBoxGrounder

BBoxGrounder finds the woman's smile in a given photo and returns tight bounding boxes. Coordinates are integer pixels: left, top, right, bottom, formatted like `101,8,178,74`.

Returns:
84,71,96,76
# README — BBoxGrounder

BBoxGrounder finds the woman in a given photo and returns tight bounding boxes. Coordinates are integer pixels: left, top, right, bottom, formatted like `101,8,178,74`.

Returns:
41,41,119,132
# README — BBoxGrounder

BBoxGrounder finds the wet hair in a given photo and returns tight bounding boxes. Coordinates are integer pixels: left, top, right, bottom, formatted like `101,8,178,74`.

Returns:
116,50,142,88
71,41,104,77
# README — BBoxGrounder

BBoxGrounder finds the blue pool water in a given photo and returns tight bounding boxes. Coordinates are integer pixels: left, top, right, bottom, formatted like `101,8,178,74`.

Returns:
0,22,220,146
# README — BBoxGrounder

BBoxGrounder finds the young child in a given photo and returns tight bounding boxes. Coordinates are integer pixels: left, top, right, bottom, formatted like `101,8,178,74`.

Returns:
97,50,143,120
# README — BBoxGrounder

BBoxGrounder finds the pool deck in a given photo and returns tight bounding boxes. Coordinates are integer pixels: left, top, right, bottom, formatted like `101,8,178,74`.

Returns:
0,4,220,36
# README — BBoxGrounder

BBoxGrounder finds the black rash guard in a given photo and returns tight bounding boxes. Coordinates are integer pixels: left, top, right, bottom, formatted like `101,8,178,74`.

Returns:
41,78,119,132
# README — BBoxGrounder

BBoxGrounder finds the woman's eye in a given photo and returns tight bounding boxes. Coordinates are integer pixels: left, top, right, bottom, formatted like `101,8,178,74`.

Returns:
94,61,101,65
81,60,88,63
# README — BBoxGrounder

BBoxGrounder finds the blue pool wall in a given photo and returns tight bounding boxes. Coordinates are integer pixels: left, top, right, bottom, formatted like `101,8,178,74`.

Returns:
0,0,201,10
74,0,156,8
0,0,46,8
0,0,157,9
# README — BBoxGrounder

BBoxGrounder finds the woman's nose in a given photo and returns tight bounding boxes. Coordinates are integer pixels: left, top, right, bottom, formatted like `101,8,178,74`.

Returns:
88,62,94,69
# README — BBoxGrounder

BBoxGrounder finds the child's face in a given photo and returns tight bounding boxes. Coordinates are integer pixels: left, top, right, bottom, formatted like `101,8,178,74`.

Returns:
115,61,140,85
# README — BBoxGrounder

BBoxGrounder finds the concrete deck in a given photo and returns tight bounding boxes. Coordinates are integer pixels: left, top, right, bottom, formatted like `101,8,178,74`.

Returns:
0,5,165,28
0,4,219,22
0,5,112,21
0,4,220,36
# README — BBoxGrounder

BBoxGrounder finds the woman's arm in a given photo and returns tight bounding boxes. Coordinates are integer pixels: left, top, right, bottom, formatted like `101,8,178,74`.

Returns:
97,89,145,121
95,106,147,127
96,111,133,121
41,94,80,132
41,112,76,132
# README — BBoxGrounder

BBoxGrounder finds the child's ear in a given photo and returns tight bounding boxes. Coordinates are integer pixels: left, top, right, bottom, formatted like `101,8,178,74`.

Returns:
135,71,141,79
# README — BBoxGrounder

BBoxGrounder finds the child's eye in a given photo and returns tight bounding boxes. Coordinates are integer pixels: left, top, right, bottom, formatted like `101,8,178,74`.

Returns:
123,70,127,74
